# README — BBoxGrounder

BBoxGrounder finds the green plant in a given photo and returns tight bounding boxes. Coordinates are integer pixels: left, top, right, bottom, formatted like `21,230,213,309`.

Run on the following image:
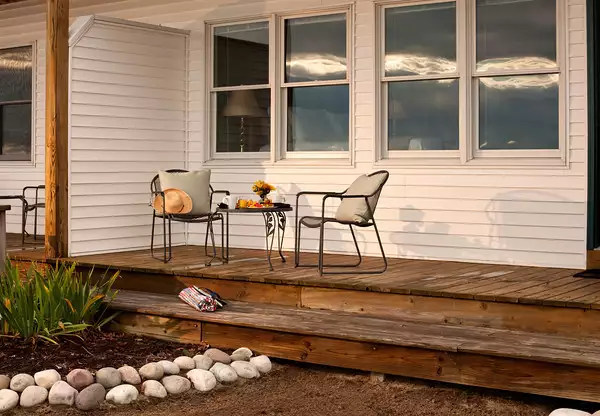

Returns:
0,261,119,344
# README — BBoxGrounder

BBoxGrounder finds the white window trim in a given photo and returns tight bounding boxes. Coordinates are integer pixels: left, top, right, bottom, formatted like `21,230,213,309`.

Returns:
0,41,36,167
276,8,353,162
374,0,568,168
205,6,354,165
206,17,273,162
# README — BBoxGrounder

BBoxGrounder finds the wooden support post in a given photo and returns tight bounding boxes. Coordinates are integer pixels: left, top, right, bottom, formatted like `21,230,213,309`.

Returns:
45,0,69,259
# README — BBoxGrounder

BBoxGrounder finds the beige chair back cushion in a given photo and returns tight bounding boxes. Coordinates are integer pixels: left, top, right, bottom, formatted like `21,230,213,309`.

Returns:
335,174,386,223
158,170,211,215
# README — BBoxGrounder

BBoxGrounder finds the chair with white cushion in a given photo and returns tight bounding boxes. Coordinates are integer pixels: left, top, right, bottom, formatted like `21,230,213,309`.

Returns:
150,169,228,263
294,171,389,275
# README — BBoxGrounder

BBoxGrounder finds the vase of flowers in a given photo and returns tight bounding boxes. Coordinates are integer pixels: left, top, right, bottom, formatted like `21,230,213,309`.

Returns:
252,180,276,203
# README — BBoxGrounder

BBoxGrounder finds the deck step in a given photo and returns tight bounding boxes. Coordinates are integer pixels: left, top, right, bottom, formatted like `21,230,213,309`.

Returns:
109,290,600,402
110,290,600,369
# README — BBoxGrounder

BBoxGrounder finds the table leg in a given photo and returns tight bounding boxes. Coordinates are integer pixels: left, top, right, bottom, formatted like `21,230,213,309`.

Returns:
276,212,286,263
262,212,277,271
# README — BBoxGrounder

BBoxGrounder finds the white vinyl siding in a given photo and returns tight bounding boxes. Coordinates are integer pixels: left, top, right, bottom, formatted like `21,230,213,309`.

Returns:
68,17,188,255
0,0,588,268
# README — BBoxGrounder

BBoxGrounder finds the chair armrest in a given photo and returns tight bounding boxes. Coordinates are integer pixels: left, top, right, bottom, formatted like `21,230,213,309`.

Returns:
211,189,230,196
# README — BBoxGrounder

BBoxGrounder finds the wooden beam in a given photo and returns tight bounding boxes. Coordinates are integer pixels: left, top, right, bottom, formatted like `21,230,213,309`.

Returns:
44,0,69,259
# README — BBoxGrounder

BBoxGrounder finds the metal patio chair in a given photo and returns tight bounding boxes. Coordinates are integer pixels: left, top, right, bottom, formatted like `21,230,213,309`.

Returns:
294,170,389,276
150,169,228,263
0,185,45,246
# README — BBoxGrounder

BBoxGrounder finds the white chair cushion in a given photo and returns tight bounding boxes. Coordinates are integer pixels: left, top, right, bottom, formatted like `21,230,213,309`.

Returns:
158,170,211,216
335,174,386,223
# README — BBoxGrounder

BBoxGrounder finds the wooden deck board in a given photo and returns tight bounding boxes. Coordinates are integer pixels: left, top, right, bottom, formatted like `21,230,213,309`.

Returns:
110,290,600,369
11,244,597,308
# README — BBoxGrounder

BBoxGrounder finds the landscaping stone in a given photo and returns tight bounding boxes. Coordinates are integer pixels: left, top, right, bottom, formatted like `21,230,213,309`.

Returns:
75,383,105,411
231,361,260,379
48,381,78,406
187,369,216,392
230,347,253,362
161,375,191,395
106,384,138,405
118,365,141,385
158,360,180,375
10,373,34,393
96,367,122,389
20,385,48,408
0,376,10,391
141,380,167,399
250,355,272,374
210,362,238,383
34,369,61,389
173,356,195,371
193,355,213,371
0,389,19,412
204,348,231,364
139,363,164,380
549,410,592,416
67,369,94,390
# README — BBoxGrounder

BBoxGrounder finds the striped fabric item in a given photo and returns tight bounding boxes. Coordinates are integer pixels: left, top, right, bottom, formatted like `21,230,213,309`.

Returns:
178,286,218,312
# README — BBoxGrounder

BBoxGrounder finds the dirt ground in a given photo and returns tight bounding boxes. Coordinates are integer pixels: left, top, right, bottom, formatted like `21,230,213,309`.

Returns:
1,332,596,416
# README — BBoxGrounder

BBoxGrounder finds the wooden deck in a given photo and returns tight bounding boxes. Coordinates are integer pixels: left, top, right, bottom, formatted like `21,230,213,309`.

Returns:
53,245,597,309
11,243,600,402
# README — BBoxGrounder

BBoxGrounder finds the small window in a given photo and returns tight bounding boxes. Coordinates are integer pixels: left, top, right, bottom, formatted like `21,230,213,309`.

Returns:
0,45,33,162
283,13,350,153
212,22,270,154
382,3,458,152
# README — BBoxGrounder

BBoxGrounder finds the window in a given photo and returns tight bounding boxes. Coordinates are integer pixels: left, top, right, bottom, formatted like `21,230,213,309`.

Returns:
0,45,33,162
283,14,350,154
208,10,351,160
378,0,562,163
211,22,270,154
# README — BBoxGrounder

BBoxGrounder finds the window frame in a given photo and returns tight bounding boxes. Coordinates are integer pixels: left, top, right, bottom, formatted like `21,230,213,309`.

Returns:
0,41,36,165
207,17,274,161
375,0,567,167
277,9,353,160
205,7,353,164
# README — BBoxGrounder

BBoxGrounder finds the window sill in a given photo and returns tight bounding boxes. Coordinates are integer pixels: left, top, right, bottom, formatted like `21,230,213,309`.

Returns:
375,155,569,169
0,160,36,169
203,156,353,169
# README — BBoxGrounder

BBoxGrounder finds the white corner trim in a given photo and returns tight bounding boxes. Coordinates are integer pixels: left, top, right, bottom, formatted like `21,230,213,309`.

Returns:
69,15,95,47
69,15,191,48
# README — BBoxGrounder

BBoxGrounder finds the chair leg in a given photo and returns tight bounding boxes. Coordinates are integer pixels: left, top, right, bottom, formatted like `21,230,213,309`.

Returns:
204,222,209,256
21,207,26,247
294,222,302,267
33,207,38,241
151,215,156,257
372,217,388,273
318,222,325,276
168,217,172,262
349,224,363,267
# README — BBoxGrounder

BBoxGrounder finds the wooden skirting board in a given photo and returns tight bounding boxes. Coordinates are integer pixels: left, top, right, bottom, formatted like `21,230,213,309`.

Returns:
108,290,600,403
97,268,600,339
110,308,600,403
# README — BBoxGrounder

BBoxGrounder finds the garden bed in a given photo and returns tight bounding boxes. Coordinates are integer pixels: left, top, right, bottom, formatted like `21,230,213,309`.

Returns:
0,331,590,416
0,331,205,376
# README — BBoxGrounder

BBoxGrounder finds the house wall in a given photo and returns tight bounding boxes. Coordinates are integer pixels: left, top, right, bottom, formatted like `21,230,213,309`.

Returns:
0,0,588,268
68,17,188,255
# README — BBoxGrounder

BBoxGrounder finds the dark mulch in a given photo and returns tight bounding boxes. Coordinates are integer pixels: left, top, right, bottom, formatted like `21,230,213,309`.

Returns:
0,331,206,376
0,331,595,416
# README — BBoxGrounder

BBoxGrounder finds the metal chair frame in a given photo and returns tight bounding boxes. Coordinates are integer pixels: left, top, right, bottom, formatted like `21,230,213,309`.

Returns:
150,169,229,263
0,185,45,246
294,171,389,276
